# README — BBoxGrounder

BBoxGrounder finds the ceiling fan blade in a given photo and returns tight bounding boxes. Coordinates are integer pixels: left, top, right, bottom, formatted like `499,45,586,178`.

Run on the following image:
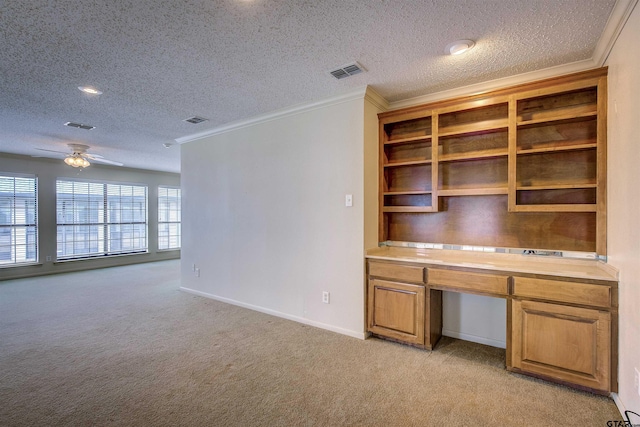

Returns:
89,157,124,166
35,148,68,154
83,153,105,160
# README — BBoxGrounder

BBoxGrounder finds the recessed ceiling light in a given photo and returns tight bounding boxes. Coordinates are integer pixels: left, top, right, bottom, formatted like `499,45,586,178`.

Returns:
78,86,103,95
445,39,475,56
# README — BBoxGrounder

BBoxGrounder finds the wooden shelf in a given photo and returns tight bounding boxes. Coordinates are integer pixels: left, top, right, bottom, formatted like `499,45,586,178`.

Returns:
438,118,508,138
517,183,597,191
438,187,508,196
517,142,597,155
384,159,432,168
384,135,432,145
384,191,432,196
439,148,508,163
382,206,434,213
517,105,597,127
512,204,597,213
378,67,606,254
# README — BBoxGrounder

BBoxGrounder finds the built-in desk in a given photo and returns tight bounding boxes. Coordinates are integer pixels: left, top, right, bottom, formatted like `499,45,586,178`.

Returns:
365,246,618,395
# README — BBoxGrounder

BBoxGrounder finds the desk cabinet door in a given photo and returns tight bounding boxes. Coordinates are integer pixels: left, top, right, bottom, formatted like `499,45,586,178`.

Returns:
368,279,425,345
511,299,611,392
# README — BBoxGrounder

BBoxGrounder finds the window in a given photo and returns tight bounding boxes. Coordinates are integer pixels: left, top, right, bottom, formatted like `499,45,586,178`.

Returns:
0,174,38,266
158,186,181,250
56,180,147,260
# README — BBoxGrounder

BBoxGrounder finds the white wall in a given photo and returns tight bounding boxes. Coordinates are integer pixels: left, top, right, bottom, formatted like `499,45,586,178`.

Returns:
606,3,640,413
181,91,379,338
0,154,180,280
179,88,507,345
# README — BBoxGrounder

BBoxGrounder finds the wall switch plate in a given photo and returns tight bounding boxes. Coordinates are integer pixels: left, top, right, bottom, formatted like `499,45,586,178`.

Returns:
322,291,330,304
345,194,352,207
46,256,52,262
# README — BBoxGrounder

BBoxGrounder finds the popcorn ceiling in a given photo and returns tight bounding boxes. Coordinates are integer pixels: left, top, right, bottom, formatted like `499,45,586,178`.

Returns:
0,0,616,172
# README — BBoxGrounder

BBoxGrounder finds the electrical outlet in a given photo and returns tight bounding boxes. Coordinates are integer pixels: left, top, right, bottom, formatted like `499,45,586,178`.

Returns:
635,367,640,397
322,291,330,304
46,255,52,262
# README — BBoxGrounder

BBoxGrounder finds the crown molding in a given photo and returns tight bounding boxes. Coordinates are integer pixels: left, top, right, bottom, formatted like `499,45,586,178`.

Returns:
176,86,368,144
388,58,598,110
593,0,638,65
364,86,389,111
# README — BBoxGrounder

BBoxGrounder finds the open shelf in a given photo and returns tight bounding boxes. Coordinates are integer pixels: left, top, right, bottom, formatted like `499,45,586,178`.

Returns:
512,204,597,213
384,135,432,145
378,68,606,254
440,148,508,163
516,183,597,191
382,206,435,213
384,191,432,196
384,159,432,168
517,106,597,127
517,143,596,155
439,187,508,196
438,119,508,138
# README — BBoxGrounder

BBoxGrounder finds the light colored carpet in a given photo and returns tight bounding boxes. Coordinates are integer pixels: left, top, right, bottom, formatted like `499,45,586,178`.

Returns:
0,260,621,426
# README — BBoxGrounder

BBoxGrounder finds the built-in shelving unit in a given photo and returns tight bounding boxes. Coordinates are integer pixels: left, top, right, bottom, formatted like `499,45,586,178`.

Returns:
378,68,607,255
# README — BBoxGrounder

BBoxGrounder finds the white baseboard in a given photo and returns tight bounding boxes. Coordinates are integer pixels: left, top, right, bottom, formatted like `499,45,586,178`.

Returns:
611,392,628,421
179,286,366,340
442,328,506,349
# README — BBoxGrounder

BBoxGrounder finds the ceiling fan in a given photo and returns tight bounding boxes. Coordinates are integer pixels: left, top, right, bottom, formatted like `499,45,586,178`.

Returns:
34,143,123,168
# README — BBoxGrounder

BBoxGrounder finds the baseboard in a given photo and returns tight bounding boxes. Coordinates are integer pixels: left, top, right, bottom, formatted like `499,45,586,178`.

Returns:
611,392,627,420
179,286,366,340
442,328,506,349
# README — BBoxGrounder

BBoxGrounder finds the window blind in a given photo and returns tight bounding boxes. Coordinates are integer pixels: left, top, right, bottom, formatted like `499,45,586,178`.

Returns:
158,186,181,250
0,174,38,266
56,180,147,259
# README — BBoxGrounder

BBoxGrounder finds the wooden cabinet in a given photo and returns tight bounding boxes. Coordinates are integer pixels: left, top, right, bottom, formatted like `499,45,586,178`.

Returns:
510,299,611,392
367,278,425,345
365,254,618,394
378,68,607,255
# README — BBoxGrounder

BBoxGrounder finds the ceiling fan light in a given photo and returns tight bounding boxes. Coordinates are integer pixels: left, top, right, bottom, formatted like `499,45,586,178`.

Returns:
64,155,90,168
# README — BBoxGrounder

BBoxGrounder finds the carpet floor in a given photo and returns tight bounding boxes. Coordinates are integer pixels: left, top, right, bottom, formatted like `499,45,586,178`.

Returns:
0,260,622,426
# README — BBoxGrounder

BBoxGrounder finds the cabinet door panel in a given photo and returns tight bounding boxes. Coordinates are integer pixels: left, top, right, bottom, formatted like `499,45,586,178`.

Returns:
368,279,425,345
511,299,610,392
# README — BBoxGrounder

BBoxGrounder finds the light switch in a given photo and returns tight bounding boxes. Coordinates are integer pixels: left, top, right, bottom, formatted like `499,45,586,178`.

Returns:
345,194,353,207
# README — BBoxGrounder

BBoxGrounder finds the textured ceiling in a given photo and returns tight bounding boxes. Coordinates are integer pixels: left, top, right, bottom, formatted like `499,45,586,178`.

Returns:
0,0,619,173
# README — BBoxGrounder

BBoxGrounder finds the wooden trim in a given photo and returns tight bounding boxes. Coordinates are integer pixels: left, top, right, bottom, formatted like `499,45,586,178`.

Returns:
596,75,608,256
431,113,439,211
378,68,607,121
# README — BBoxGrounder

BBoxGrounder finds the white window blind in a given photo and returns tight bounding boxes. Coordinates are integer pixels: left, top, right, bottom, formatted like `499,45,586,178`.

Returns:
56,180,148,259
158,186,181,250
0,174,38,266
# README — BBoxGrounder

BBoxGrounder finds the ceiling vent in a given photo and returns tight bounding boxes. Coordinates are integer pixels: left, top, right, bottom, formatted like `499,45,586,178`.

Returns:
184,116,208,124
329,62,366,80
64,122,95,130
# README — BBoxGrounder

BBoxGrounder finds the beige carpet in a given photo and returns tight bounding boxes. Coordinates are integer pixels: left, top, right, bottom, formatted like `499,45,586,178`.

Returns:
0,260,621,426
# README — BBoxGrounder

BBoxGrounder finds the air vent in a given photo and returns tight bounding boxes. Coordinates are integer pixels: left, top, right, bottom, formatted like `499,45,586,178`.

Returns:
64,122,95,130
184,116,208,124
329,62,365,80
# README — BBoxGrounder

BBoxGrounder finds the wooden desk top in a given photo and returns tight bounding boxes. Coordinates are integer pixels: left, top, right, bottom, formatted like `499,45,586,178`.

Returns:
366,246,618,282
